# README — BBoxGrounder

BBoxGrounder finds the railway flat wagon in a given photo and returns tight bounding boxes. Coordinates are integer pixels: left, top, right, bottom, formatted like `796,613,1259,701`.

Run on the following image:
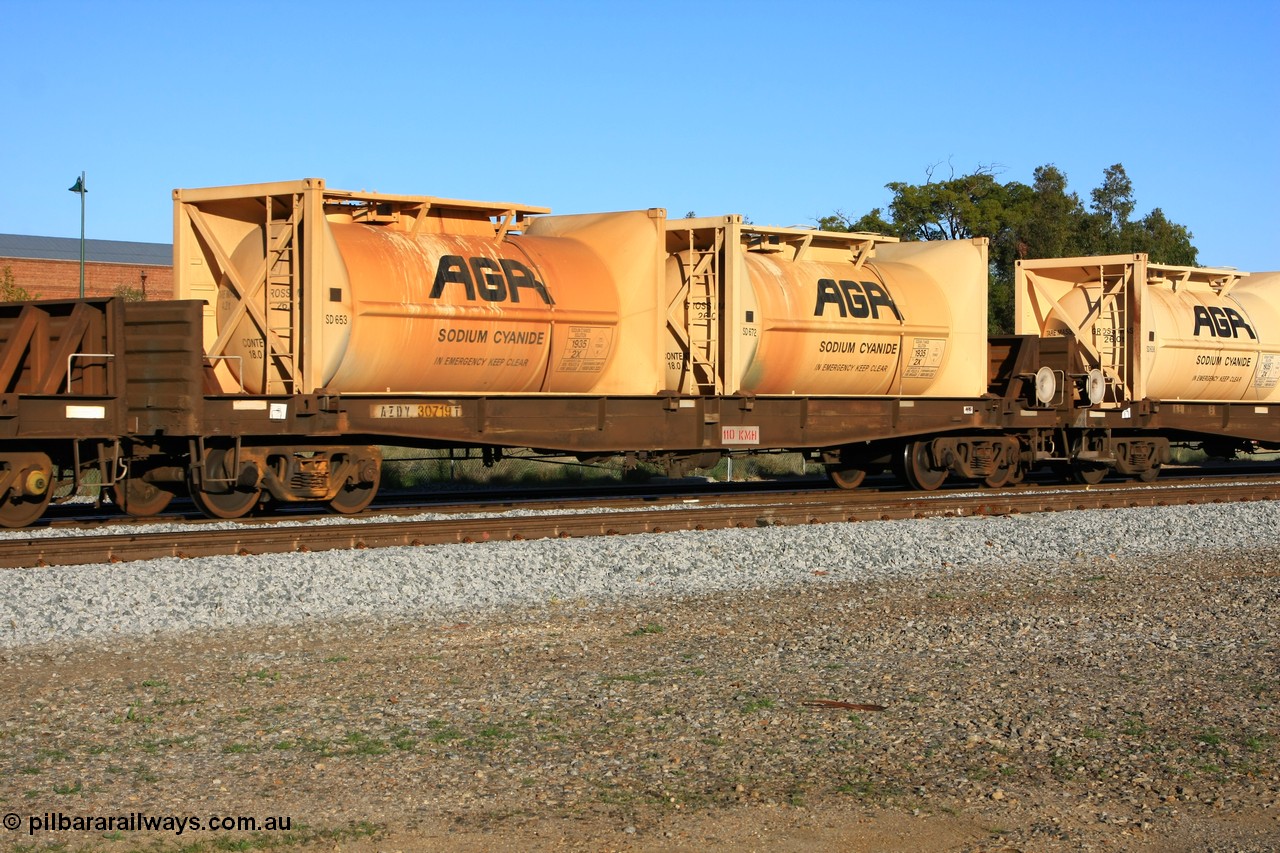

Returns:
164,179,1035,515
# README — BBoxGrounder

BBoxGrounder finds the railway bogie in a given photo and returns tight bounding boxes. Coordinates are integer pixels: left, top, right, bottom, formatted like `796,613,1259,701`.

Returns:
198,443,382,516
822,432,1024,491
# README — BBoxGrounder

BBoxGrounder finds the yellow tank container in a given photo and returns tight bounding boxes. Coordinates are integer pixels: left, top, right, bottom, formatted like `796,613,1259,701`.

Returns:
663,217,989,398
175,180,666,396
1015,255,1280,404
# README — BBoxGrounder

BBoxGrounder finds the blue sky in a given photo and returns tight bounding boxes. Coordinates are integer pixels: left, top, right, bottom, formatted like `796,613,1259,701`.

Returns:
2,0,1277,270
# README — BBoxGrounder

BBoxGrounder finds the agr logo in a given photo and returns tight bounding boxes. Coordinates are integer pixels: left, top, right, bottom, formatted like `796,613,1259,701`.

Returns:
430,255,554,305
814,279,903,321
1192,305,1255,339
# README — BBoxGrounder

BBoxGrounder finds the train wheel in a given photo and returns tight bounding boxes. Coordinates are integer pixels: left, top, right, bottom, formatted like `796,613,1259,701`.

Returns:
983,462,1012,488
190,485,261,520
826,465,866,490
1071,460,1108,485
329,464,381,514
110,476,174,517
0,452,54,528
0,490,52,528
900,441,947,491
189,449,261,520
1136,464,1161,483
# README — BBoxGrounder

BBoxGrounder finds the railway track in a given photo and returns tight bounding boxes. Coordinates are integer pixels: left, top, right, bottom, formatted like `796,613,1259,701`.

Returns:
29,475,832,530
5,473,1279,570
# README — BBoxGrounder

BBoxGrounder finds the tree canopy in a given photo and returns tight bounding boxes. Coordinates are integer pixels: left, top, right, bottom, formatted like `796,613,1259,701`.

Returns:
819,163,1198,333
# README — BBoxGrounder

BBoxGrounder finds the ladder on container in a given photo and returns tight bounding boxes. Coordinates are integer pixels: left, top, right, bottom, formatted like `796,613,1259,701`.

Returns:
1091,268,1130,404
668,227,723,395
262,200,302,395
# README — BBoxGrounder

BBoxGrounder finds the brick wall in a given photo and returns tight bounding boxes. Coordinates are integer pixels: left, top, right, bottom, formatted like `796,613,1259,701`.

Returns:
0,257,173,301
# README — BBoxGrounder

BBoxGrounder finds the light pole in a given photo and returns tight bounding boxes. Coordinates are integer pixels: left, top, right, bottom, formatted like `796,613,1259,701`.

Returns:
68,172,87,297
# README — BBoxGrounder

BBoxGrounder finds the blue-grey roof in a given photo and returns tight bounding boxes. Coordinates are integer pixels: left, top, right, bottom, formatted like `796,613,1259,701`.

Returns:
0,233,171,266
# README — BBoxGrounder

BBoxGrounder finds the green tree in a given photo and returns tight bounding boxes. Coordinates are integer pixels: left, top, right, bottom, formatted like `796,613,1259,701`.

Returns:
1128,207,1197,266
816,209,894,234
1087,162,1136,251
1017,165,1086,260
885,166,1010,243
1071,164,1197,264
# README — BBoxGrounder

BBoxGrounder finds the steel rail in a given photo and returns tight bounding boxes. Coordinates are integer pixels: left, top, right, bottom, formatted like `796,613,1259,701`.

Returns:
37,461,1280,530
5,476,1279,570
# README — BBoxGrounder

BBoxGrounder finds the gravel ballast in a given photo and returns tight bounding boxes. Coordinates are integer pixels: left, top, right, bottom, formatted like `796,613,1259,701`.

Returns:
3,500,1280,649
1,500,1277,851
